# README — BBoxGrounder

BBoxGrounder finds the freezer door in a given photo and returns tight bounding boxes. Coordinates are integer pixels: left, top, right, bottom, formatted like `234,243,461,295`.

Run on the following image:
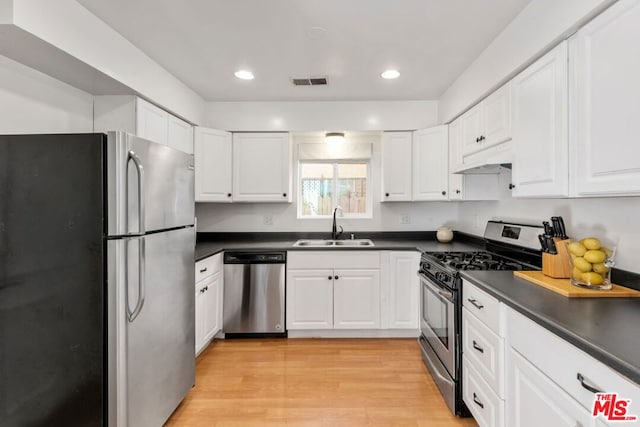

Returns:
107,227,195,427
107,132,195,236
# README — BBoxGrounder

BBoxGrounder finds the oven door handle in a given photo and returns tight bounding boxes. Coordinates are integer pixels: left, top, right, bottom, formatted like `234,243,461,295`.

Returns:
418,274,454,302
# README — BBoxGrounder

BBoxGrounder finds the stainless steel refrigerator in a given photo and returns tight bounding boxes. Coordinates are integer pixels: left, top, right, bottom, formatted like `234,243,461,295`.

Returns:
0,132,195,426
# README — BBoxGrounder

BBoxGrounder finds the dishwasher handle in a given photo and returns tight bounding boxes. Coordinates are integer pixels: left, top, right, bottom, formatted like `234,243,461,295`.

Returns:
224,251,287,264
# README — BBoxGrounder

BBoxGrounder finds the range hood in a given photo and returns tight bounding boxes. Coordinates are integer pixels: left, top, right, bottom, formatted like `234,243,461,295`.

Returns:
453,146,513,174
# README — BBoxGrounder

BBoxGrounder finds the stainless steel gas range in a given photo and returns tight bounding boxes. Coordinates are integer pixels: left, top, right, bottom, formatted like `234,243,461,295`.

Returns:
417,221,542,416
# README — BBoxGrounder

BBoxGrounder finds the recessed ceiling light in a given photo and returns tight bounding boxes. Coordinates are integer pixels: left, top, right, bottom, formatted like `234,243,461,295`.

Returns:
234,70,254,80
381,69,400,80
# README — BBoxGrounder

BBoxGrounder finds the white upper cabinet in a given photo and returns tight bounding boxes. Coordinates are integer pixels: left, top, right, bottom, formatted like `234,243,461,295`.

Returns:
511,41,569,198
94,96,193,154
168,115,195,155
570,0,640,197
381,132,413,202
232,133,292,202
194,127,233,202
412,126,449,201
448,120,465,200
482,84,512,150
461,83,512,158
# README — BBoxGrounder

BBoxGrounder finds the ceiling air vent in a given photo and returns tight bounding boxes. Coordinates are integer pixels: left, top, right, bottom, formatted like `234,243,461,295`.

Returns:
291,77,328,86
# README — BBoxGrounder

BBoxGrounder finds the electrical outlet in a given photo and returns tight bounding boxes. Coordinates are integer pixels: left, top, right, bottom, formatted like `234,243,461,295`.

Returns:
263,215,273,225
400,215,410,225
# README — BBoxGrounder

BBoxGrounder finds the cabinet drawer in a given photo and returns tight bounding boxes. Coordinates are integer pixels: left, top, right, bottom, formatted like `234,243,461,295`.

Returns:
287,251,380,270
463,355,504,427
507,308,640,412
195,253,222,282
463,307,505,398
463,280,501,333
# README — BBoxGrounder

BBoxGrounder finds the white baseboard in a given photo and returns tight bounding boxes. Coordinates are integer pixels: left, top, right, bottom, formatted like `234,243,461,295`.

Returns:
286,329,420,339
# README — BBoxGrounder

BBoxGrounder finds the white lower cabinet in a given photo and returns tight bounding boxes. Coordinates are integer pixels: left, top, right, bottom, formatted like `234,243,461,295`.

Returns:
333,269,381,329
286,269,334,330
286,267,380,330
383,251,420,329
464,357,505,427
508,347,593,427
195,254,223,355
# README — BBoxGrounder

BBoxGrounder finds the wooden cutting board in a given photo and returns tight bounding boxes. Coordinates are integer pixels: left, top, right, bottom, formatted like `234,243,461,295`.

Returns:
513,271,640,298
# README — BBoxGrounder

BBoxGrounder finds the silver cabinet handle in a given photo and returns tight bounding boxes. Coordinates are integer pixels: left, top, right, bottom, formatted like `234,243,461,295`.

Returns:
127,150,145,235
467,298,484,309
577,373,603,394
128,237,146,322
472,340,484,353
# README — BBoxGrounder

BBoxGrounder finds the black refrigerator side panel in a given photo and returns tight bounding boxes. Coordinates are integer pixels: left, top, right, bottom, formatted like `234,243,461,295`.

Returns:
0,134,106,427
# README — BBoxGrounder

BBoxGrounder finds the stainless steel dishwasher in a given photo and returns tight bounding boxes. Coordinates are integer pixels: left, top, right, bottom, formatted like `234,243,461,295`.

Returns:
223,251,286,337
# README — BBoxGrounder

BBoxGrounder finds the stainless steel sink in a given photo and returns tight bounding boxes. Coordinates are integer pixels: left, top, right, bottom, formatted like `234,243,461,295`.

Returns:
293,239,375,247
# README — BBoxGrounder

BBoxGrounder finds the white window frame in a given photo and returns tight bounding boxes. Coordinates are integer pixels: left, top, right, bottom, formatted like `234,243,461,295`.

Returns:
297,159,372,219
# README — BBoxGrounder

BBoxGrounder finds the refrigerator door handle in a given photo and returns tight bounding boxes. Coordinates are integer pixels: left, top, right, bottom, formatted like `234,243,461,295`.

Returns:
127,150,145,235
127,237,146,322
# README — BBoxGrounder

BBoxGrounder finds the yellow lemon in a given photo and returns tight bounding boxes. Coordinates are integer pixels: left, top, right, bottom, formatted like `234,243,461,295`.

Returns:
572,267,584,280
604,247,614,258
567,242,587,257
581,237,602,250
572,257,592,273
581,272,604,285
593,263,610,274
584,250,606,264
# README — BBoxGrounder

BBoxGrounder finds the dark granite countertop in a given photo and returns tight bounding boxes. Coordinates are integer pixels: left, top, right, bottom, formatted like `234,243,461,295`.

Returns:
196,235,482,261
461,270,640,385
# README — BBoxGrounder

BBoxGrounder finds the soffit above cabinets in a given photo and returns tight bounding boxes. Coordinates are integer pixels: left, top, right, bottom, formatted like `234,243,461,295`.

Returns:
76,0,532,102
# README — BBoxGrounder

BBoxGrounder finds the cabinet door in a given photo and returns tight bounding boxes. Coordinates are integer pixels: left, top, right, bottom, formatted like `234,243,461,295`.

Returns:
195,127,233,202
508,348,593,427
512,41,569,198
233,133,291,202
381,132,413,201
333,269,380,329
482,83,512,149
203,272,222,342
135,98,168,146
412,126,449,201
195,283,206,354
168,115,194,154
570,0,640,196
461,105,483,156
388,252,420,329
448,120,464,199
286,269,334,330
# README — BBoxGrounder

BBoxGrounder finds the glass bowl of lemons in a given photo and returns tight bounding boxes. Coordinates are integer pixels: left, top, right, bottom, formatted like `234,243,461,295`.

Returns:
566,238,616,290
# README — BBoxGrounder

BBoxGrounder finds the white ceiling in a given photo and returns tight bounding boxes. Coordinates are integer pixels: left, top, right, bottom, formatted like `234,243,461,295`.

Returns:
77,0,531,102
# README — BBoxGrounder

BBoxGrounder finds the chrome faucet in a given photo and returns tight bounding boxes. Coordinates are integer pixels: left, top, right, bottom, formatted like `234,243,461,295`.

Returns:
332,206,344,240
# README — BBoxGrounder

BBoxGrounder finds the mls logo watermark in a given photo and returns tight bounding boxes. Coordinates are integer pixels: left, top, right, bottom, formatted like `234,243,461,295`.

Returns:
592,393,638,422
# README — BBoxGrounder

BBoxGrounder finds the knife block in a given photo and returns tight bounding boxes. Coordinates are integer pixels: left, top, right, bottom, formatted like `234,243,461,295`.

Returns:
542,238,572,279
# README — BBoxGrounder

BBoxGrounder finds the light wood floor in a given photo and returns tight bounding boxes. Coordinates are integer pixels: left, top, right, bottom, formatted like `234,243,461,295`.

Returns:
166,339,478,427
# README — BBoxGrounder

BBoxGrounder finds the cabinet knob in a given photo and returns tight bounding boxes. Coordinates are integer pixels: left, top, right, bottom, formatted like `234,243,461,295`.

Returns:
227,193,232,197
476,137,480,143
385,193,389,197
334,275,339,280
479,135,486,141
456,189,461,194
508,183,515,190
441,190,446,196
283,193,287,197
328,276,332,280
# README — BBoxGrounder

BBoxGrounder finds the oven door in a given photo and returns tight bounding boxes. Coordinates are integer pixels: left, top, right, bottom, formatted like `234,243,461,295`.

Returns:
419,274,456,377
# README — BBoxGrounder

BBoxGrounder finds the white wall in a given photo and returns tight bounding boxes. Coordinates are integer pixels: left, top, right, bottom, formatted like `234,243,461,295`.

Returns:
2,0,205,124
0,54,93,133
438,0,615,123
196,131,458,232
205,101,439,132
456,170,640,273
